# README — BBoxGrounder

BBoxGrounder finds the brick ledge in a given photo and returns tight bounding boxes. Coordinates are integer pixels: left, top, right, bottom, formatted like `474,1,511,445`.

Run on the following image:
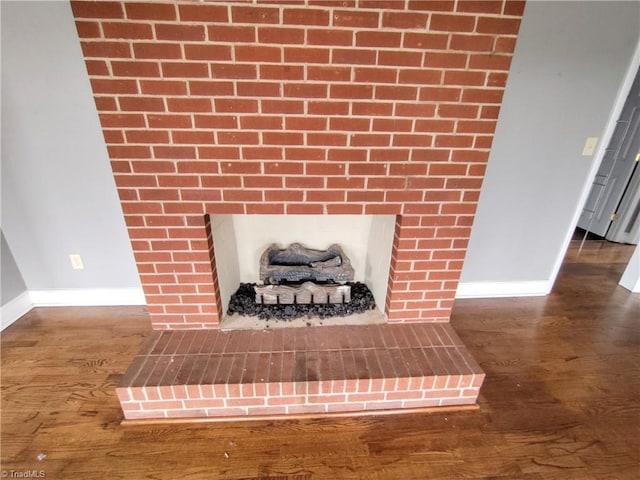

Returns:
117,323,485,420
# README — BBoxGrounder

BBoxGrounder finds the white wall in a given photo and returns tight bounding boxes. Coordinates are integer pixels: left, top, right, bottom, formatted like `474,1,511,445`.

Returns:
1,231,27,305
1,231,32,330
231,215,376,282
365,215,396,311
210,215,241,315
1,2,141,297
459,1,640,296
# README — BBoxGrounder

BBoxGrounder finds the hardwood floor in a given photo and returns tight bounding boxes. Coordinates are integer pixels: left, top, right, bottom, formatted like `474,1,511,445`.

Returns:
1,241,638,479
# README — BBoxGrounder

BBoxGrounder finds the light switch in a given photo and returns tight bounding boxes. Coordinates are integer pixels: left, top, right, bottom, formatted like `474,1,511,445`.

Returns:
582,137,599,156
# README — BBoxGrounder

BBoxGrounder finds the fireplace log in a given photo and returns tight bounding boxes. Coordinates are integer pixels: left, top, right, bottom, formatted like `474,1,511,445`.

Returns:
255,282,351,305
259,243,355,284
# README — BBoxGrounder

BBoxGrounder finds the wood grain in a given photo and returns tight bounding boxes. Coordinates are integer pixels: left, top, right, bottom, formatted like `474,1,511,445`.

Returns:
1,241,638,479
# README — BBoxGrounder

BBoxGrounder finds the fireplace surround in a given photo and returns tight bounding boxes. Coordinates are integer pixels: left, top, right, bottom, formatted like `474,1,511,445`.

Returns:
71,0,523,419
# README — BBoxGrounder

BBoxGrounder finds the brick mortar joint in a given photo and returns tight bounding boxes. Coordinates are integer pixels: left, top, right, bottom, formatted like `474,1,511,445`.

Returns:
74,10,523,26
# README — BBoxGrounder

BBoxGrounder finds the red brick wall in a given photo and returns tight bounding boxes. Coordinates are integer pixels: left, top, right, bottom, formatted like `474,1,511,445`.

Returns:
71,0,524,329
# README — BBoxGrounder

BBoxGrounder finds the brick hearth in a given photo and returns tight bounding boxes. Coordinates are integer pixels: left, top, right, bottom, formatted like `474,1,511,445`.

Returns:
117,323,484,419
72,0,523,418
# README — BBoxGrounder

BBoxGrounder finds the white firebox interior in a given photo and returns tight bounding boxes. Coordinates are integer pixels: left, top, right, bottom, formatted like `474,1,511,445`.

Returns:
210,214,396,318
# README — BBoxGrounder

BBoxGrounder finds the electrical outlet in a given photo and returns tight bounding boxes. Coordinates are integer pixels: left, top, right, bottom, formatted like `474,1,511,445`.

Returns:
582,137,599,156
69,254,84,270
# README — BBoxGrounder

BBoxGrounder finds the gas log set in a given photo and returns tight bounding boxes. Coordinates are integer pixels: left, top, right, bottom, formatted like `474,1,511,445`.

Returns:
227,243,376,321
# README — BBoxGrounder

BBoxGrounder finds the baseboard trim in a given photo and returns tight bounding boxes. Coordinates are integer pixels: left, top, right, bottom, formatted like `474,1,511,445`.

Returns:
1,288,146,331
456,280,551,299
29,288,146,307
1,291,34,331
4,282,553,328
619,246,640,293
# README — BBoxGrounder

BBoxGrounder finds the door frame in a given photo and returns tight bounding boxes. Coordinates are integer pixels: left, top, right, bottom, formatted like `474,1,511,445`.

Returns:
549,43,640,289
607,161,640,244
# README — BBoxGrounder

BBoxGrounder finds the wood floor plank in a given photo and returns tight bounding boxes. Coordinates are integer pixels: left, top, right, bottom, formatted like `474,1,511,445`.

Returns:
1,241,638,479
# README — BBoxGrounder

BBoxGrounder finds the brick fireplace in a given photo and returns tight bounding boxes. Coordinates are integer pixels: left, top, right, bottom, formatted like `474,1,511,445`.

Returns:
72,0,523,419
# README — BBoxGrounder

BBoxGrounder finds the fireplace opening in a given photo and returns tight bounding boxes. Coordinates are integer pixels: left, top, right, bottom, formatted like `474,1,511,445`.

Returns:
210,214,395,329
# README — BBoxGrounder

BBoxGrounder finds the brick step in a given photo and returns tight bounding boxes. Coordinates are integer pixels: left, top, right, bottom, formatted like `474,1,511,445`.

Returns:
116,323,484,420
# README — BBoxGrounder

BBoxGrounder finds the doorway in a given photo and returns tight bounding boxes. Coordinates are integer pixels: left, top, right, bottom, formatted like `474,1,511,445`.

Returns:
577,68,640,246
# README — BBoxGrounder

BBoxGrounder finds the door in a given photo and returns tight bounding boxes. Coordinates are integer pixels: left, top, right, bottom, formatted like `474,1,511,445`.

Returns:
606,159,640,244
578,68,640,242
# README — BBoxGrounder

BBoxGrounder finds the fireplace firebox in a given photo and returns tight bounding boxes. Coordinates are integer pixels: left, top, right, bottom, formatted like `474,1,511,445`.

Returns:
225,241,379,326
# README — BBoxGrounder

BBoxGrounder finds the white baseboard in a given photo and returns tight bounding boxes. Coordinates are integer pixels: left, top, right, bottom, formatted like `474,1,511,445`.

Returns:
29,288,146,306
456,280,552,299
619,246,640,293
1,291,34,331
3,282,555,330
1,288,146,331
